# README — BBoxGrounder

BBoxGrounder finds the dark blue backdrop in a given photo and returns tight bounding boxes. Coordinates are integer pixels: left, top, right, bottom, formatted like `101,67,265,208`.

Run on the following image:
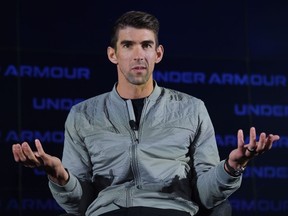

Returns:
1,1,287,216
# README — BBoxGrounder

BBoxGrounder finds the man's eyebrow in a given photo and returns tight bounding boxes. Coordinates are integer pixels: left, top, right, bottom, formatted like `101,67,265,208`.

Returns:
120,40,133,45
119,40,155,45
141,40,154,44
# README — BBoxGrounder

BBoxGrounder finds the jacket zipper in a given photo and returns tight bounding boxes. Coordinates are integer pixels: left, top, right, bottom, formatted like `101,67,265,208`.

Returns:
125,99,148,206
125,99,140,207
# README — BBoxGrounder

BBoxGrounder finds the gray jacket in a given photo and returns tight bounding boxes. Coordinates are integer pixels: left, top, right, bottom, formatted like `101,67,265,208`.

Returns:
49,82,241,216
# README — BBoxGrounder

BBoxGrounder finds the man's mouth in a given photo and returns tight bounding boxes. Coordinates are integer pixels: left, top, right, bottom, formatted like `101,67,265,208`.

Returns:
132,66,146,70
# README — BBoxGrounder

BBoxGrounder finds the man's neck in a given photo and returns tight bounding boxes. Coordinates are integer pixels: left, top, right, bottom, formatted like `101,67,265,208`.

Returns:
117,81,153,99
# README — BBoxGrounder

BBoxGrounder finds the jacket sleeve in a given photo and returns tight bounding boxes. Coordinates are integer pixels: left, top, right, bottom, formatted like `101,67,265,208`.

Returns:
48,107,96,215
192,100,242,209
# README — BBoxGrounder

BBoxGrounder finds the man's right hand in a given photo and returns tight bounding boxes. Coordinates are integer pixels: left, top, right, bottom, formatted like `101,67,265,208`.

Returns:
12,139,69,185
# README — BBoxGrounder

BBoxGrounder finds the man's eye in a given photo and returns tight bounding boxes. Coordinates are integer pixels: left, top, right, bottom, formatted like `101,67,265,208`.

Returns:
143,44,152,48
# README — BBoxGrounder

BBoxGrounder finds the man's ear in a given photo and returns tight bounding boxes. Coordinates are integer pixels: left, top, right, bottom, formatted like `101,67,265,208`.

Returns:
155,45,164,64
107,47,118,64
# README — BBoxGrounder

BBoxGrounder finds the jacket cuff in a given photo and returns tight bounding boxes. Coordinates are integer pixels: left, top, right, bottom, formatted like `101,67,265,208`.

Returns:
48,169,78,193
217,160,242,183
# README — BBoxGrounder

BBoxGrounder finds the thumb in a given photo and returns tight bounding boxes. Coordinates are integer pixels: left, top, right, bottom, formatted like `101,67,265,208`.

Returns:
35,138,44,151
34,139,55,169
34,139,47,160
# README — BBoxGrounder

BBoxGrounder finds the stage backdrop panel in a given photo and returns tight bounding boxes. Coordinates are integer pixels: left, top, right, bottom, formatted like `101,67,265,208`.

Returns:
1,1,287,216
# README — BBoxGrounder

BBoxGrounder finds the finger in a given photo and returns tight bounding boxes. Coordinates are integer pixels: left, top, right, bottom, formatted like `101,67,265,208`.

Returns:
17,142,31,161
21,142,44,167
245,127,257,151
264,134,280,151
13,142,38,167
237,129,245,149
268,134,280,145
12,144,22,162
249,127,256,145
241,127,258,157
273,135,280,142
261,135,273,152
257,132,267,151
22,142,36,160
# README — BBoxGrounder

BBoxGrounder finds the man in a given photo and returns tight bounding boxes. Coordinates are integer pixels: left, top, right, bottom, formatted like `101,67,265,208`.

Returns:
12,11,280,216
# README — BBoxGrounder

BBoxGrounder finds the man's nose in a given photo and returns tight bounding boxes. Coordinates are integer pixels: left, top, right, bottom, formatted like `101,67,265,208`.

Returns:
133,47,144,60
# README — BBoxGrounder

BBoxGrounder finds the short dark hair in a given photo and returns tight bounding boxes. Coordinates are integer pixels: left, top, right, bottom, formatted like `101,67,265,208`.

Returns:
110,11,160,49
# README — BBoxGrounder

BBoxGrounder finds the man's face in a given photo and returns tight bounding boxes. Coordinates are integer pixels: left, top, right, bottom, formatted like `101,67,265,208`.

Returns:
108,27,163,86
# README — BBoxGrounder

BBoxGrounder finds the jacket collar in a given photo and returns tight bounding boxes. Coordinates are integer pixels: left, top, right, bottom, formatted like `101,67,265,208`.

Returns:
110,80,162,103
